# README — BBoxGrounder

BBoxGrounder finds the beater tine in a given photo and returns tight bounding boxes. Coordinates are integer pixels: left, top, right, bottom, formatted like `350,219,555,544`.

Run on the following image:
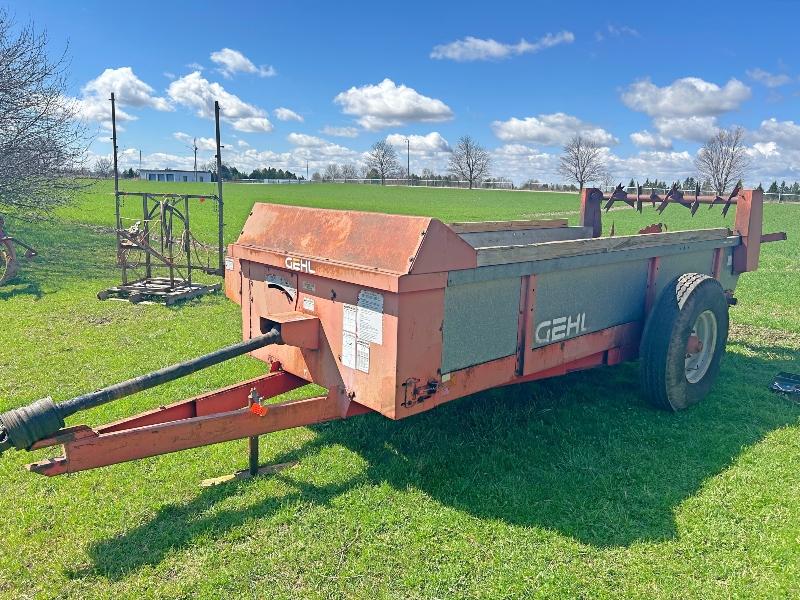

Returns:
636,183,643,213
691,183,701,216
722,184,740,217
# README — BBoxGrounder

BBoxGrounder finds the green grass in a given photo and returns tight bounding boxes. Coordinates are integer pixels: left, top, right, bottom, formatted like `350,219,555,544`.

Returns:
1,182,799,598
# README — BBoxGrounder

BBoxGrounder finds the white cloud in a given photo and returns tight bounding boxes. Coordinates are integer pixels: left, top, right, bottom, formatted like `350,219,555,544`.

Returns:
68,96,135,131
167,71,273,133
386,132,451,153
385,132,452,173
321,125,359,138
163,72,176,80
752,141,778,157
630,130,672,149
334,78,453,130
430,31,574,62
490,144,560,182
491,112,618,146
286,133,358,162
652,116,719,142
622,77,751,118
82,67,172,111
605,150,694,181
69,67,172,131
751,118,800,150
273,107,303,122
287,133,328,147
594,24,640,42
746,68,791,88
172,132,220,151
210,48,276,78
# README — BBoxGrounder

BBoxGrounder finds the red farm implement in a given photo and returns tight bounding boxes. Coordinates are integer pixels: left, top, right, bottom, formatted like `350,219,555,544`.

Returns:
0,215,37,287
0,187,786,480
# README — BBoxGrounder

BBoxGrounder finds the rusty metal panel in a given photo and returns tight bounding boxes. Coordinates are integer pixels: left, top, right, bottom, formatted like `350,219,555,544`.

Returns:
532,260,648,348
441,277,520,373
654,251,714,297
237,203,431,274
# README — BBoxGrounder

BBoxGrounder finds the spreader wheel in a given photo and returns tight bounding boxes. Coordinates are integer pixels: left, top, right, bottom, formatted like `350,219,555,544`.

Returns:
0,240,18,286
639,273,729,410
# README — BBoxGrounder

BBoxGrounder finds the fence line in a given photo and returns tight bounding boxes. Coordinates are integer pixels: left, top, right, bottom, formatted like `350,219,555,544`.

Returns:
226,178,800,201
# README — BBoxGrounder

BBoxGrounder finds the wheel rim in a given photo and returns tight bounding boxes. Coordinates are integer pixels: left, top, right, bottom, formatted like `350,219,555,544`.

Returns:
685,310,718,384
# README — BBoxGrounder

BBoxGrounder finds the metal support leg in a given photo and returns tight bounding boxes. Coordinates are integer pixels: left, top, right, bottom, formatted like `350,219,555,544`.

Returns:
248,435,259,476
199,387,296,487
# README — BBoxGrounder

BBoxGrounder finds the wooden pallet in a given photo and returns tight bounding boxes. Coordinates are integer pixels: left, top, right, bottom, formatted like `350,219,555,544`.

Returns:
97,277,221,305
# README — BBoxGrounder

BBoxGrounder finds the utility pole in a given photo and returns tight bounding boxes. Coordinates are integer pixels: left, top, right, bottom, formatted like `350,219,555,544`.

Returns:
406,138,410,186
214,101,224,275
306,161,309,181
138,149,142,172
193,137,198,182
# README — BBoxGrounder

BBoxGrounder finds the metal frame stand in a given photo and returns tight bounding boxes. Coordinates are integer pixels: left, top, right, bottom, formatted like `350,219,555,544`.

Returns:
99,94,225,305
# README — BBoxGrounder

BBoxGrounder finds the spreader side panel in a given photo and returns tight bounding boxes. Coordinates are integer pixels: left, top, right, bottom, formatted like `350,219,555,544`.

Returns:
532,260,649,349
441,277,521,374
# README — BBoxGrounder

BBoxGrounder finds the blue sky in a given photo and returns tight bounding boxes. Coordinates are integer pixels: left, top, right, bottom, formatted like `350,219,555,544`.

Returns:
6,0,800,183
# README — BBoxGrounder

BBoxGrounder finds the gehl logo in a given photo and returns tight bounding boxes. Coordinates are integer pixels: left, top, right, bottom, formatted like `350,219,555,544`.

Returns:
535,313,588,344
285,256,316,273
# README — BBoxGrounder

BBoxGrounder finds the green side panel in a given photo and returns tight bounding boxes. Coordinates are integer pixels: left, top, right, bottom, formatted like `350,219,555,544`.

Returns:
533,260,649,348
717,246,740,291
441,277,520,374
655,251,714,297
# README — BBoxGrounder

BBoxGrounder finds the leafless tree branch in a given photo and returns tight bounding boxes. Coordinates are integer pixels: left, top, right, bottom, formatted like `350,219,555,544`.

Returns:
0,9,90,218
557,135,606,190
366,140,400,185
694,127,749,195
448,135,490,189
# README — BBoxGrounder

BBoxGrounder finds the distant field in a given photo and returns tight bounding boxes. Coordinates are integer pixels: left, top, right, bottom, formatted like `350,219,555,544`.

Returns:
1,182,799,598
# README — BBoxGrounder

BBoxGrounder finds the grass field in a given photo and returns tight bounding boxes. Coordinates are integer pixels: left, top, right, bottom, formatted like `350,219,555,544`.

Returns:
1,181,799,598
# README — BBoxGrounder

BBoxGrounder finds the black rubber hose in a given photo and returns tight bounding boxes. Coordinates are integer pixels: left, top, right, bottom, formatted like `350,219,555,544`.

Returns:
0,328,281,453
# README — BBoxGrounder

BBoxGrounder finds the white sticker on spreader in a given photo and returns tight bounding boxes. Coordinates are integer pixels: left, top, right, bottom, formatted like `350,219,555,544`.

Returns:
356,340,370,373
343,304,357,333
356,290,383,345
303,297,315,312
224,257,234,271
342,332,356,369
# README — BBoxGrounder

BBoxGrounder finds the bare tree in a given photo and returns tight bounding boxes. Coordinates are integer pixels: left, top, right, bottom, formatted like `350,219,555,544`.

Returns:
694,127,749,194
340,163,358,180
558,135,605,190
0,10,88,217
558,135,606,190
323,163,341,181
366,140,399,185
448,135,491,189
93,158,113,178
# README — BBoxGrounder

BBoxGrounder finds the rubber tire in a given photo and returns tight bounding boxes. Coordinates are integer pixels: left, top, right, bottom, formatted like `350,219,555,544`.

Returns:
639,273,729,411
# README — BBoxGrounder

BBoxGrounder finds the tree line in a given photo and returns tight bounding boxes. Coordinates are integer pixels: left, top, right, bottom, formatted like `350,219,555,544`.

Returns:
308,135,493,189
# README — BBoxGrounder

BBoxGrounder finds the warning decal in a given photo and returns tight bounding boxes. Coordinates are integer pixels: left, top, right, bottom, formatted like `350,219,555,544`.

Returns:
341,290,384,373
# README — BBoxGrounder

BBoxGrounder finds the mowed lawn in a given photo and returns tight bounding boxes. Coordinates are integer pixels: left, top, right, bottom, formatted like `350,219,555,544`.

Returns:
1,182,799,598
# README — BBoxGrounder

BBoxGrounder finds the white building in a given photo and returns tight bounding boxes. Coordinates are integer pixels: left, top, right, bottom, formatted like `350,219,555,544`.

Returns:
139,169,213,183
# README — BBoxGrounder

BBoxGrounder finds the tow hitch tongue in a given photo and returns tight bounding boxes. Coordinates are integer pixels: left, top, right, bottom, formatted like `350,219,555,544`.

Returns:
0,328,283,455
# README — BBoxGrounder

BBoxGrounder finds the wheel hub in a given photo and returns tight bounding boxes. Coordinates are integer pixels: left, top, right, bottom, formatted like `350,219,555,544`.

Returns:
685,310,718,384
